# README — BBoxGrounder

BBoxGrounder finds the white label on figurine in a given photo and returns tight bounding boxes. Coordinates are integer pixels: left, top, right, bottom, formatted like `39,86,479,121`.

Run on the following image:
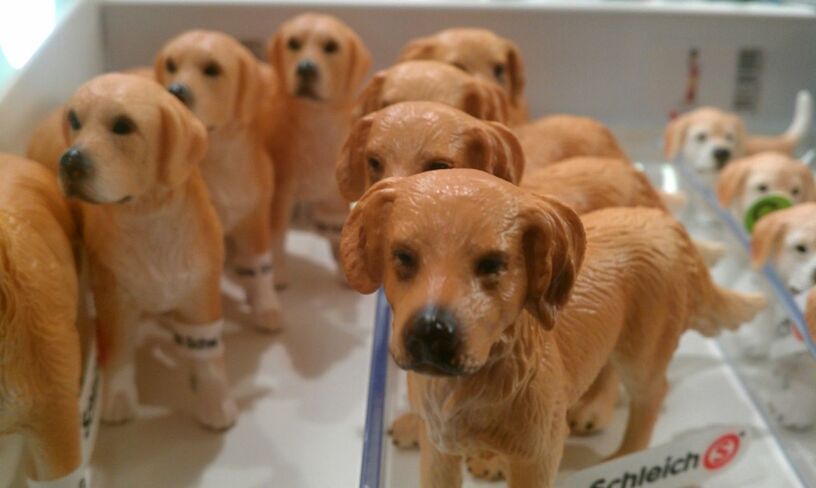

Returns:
27,465,87,488
561,425,752,488
170,320,225,359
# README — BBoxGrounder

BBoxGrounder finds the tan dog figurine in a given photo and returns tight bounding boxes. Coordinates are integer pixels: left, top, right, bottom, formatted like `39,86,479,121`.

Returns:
717,152,816,223
398,28,527,124
155,30,282,331
59,74,236,429
0,154,84,485
266,13,371,286
341,170,764,487
664,91,812,179
355,60,510,123
336,101,524,202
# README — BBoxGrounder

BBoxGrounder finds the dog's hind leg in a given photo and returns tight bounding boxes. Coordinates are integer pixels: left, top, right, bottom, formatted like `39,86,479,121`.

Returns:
568,362,619,436
419,422,462,488
607,369,668,460
389,412,420,449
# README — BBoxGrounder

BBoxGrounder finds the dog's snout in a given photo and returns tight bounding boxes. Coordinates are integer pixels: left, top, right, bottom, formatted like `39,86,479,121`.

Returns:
296,59,319,80
405,307,461,374
713,148,732,169
59,148,91,181
168,83,193,107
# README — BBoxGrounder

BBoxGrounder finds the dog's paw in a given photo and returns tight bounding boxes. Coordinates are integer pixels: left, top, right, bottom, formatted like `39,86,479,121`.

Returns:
388,413,419,449
568,397,615,436
196,396,238,431
250,307,284,333
466,453,504,481
101,383,138,425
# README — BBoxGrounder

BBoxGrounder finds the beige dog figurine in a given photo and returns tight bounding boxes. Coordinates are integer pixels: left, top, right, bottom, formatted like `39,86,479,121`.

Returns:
156,30,282,331
59,73,236,429
398,28,527,124
716,151,816,223
664,91,812,180
266,12,371,286
355,60,510,123
0,154,84,485
342,170,764,487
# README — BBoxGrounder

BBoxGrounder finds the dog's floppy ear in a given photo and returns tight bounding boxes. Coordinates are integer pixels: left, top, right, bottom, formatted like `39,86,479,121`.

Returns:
234,47,265,123
356,70,387,118
716,158,750,207
519,193,586,329
795,163,816,202
463,122,525,184
266,31,285,81
345,30,372,94
336,114,376,202
461,79,510,124
504,39,526,108
397,36,436,62
664,113,691,160
157,96,208,188
806,287,816,340
340,179,398,293
751,210,789,268
153,47,169,85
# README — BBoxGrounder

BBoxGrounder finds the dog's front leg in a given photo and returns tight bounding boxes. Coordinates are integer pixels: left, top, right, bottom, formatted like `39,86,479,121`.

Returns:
269,168,296,289
26,397,82,483
312,194,350,280
418,421,462,488
506,455,560,488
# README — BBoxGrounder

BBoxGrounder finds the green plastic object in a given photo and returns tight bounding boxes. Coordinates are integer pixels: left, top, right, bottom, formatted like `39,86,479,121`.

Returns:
744,195,793,233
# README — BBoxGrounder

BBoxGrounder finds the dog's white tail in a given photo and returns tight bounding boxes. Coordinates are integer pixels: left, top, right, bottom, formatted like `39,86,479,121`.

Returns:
746,90,812,155
692,284,766,337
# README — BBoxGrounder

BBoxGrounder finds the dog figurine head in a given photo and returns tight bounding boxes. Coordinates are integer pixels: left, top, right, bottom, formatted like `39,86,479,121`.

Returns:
664,107,744,174
752,203,816,293
340,169,585,376
356,60,510,123
155,30,266,130
59,73,207,204
336,101,525,202
267,13,371,105
717,152,815,220
398,28,525,122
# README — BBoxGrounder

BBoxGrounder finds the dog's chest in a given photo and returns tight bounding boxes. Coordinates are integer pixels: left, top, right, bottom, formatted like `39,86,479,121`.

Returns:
286,117,348,202
201,137,261,232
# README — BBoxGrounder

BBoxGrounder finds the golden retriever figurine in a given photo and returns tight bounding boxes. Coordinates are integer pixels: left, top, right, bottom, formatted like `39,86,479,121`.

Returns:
266,13,371,286
59,74,237,430
156,30,282,331
0,154,83,485
336,101,524,202
341,170,765,488
355,60,510,123
716,151,816,223
398,28,527,124
664,91,812,179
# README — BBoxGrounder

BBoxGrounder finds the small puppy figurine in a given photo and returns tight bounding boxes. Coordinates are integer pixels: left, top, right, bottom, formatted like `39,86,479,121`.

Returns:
156,30,282,331
514,115,629,173
342,170,764,487
60,74,237,429
717,152,815,225
0,154,83,485
664,91,812,179
266,13,371,286
398,28,527,124
336,101,524,202
355,60,510,123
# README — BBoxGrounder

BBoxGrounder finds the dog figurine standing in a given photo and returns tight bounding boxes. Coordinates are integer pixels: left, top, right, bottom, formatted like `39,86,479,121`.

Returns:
266,13,371,286
59,74,237,430
341,170,764,488
156,30,282,331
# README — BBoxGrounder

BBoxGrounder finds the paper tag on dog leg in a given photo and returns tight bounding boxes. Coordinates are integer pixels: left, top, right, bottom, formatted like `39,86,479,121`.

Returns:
27,465,87,488
560,425,752,488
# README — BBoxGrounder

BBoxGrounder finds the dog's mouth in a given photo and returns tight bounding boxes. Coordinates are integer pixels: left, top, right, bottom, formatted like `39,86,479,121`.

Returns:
64,185,131,205
295,82,323,101
392,352,477,377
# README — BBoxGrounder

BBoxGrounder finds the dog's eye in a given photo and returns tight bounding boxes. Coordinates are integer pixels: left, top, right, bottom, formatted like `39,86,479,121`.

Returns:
287,38,301,51
67,110,81,131
111,116,135,135
323,40,339,54
493,64,506,82
203,62,222,77
475,253,507,277
393,248,418,280
725,133,735,142
757,183,769,193
368,157,382,173
425,161,451,172
792,187,801,197
796,244,808,254
695,133,708,143
165,58,177,74
452,62,468,73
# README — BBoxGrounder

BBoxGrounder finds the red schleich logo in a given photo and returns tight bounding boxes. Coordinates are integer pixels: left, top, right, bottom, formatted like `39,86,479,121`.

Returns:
703,433,741,471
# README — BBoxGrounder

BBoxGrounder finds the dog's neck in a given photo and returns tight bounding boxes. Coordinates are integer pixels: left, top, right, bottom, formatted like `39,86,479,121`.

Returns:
106,172,201,220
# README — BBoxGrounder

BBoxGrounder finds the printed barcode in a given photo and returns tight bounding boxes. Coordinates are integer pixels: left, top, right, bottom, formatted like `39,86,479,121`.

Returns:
733,48,764,113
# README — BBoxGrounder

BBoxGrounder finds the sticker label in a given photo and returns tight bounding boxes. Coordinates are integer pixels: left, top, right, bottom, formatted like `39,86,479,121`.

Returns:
561,426,752,488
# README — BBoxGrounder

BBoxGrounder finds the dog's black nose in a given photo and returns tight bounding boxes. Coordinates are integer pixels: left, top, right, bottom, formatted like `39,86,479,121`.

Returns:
405,307,461,373
713,148,732,169
296,59,318,80
168,83,193,107
59,148,91,181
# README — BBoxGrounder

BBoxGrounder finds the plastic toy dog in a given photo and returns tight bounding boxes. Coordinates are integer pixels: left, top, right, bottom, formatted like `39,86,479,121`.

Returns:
341,169,765,487
266,13,371,286
156,30,282,331
59,74,237,430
